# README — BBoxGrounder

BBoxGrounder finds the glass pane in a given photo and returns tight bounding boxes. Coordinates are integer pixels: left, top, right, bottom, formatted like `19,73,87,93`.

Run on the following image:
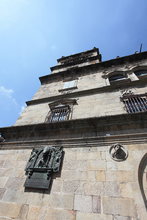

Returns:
109,74,126,82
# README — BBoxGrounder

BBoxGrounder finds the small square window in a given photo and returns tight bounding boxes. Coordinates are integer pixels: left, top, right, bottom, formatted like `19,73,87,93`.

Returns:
60,80,77,91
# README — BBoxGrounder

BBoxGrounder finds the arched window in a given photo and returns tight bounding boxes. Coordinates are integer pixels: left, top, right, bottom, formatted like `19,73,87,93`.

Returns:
109,74,126,82
135,70,147,77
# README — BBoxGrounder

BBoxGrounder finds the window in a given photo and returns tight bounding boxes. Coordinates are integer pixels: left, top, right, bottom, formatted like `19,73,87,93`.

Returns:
63,80,77,90
121,93,147,113
134,70,147,77
48,105,70,122
109,74,127,82
45,98,77,123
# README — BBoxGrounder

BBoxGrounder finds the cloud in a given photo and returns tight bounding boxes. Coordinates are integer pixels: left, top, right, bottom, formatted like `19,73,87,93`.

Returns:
0,86,18,106
19,104,26,115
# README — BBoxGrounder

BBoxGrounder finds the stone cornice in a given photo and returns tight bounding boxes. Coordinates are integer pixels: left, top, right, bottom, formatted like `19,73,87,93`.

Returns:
57,47,99,63
39,51,147,84
0,112,146,145
26,77,147,106
50,55,101,72
0,133,147,150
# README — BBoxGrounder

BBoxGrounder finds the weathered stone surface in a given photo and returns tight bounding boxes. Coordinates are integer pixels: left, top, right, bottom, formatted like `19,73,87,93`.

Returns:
62,181,80,193
92,196,101,213
113,216,132,220
0,160,4,167
103,197,137,217
27,205,41,220
95,170,105,181
63,160,87,171
5,177,25,190
64,152,77,161
74,195,92,213
0,145,146,219
105,171,135,182
88,160,106,170
2,189,18,202
17,204,29,220
77,152,101,160
76,212,113,220
0,177,8,188
0,201,21,218
61,170,87,181
87,171,96,181
0,188,6,200
48,194,74,210
0,168,13,177
120,182,133,198
83,182,103,196
51,180,62,193
103,182,120,197
45,208,76,220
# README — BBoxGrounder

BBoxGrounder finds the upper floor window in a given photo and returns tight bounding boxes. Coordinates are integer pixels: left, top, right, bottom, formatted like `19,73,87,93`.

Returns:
63,80,77,90
45,98,77,123
121,92,147,113
109,74,127,82
48,105,70,122
134,70,147,77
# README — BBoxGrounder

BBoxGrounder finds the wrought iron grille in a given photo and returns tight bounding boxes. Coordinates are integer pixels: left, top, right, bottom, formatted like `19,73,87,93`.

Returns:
48,106,70,122
121,94,147,113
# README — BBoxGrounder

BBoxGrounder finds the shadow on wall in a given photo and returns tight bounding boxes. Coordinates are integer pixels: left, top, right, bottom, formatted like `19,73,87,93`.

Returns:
138,153,147,209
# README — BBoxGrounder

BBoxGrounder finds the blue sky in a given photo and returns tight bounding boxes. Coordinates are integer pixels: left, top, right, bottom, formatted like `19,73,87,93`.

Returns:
0,0,147,127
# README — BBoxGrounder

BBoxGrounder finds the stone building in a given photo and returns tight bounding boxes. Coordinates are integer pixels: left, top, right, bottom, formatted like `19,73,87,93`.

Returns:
0,47,147,219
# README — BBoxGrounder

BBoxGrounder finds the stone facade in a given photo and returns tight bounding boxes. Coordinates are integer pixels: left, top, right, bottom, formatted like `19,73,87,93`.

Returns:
0,48,147,219
0,144,146,219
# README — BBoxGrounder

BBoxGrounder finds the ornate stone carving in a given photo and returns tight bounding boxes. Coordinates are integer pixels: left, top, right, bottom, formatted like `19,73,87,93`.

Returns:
109,143,128,162
121,89,134,97
24,146,63,189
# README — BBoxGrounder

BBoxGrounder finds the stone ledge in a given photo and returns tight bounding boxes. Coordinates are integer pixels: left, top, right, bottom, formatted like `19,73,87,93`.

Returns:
0,113,146,144
40,51,147,84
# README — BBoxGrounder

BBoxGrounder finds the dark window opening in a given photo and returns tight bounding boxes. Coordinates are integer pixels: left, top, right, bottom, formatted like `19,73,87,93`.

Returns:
135,70,147,77
48,106,70,122
121,94,147,113
109,74,126,82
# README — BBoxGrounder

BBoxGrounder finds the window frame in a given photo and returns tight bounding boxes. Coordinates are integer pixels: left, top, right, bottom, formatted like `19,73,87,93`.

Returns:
109,74,127,82
59,79,78,92
48,105,70,122
45,98,77,123
121,93,147,114
134,70,147,77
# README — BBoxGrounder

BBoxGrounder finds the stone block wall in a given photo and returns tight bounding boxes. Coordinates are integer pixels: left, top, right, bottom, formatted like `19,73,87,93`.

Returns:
15,85,147,126
0,143,146,220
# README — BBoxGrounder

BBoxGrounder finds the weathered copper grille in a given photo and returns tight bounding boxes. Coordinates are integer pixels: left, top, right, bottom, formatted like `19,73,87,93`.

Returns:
48,106,70,122
121,94,147,113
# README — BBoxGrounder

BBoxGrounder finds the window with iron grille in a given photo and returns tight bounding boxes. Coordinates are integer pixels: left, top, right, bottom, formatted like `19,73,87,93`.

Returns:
121,94,147,113
134,70,147,77
48,105,70,122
